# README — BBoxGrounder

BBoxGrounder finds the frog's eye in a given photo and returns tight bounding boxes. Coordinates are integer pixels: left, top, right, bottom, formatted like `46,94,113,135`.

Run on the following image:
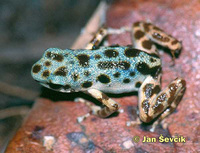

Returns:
45,52,64,62
104,49,119,58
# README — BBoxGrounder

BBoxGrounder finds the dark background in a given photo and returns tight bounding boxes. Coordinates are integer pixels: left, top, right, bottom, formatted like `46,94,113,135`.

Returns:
0,0,100,149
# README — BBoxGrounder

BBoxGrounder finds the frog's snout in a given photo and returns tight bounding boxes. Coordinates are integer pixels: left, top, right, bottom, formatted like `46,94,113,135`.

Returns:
31,63,40,79
31,62,49,83
32,63,42,75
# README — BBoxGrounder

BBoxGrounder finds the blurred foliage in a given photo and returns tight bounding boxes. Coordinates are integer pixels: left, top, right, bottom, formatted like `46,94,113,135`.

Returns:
0,0,100,43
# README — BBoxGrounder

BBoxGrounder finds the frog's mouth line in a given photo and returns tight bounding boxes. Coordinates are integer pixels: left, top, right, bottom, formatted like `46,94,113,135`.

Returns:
40,82,74,93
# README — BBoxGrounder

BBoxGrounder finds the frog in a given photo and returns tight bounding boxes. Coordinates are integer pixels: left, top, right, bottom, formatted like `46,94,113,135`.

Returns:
31,22,186,131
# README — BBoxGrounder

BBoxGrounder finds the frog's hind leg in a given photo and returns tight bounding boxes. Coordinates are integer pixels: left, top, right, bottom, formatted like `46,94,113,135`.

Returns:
127,75,161,127
132,22,182,60
142,22,182,59
131,22,158,55
150,86,186,132
138,76,186,131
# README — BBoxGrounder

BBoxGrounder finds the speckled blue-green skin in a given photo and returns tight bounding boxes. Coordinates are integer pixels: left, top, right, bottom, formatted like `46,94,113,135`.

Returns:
31,47,161,94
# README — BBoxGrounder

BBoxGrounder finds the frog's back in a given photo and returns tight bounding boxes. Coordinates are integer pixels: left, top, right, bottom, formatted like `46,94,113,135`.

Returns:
31,46,161,94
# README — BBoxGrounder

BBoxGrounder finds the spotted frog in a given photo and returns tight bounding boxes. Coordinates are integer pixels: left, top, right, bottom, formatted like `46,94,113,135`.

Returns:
31,22,186,130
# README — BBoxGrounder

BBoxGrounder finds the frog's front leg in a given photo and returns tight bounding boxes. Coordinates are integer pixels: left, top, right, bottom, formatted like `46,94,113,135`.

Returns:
84,89,120,118
76,89,119,122
85,25,129,49
85,26,108,49
138,76,186,130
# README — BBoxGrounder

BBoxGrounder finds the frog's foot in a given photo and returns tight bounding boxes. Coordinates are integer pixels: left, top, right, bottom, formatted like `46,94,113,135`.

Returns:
77,113,91,123
126,116,168,132
150,112,171,132
126,118,142,127
126,116,167,132
150,103,183,132
74,97,90,104
149,120,160,132
75,98,101,123
75,98,91,123
138,76,186,126
74,97,85,103
107,26,131,34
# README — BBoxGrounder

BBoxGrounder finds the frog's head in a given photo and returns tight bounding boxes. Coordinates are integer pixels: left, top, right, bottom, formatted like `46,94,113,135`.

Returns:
31,48,75,92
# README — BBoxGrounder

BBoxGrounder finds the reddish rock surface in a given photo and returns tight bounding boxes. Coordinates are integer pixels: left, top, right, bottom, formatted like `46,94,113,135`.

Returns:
6,0,200,152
